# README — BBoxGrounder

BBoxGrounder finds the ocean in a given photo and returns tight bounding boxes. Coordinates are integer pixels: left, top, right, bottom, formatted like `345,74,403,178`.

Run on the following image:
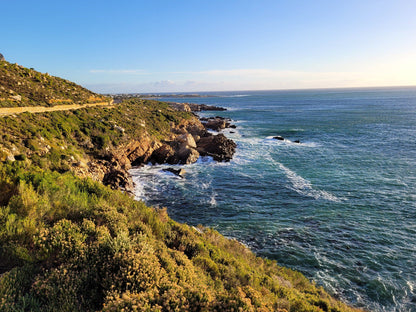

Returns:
130,87,416,311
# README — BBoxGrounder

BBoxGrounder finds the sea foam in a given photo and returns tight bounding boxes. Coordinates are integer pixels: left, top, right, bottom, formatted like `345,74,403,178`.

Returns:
278,163,341,202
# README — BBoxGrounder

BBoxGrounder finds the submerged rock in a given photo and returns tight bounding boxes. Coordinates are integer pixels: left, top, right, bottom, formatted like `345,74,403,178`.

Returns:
273,136,284,140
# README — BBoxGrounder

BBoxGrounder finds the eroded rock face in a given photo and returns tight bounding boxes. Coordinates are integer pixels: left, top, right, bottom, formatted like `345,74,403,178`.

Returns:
151,144,176,164
201,116,232,131
86,107,236,192
120,134,162,166
176,145,200,164
176,133,197,148
150,133,200,165
171,117,206,136
197,133,236,162
103,169,134,193
0,53,4,61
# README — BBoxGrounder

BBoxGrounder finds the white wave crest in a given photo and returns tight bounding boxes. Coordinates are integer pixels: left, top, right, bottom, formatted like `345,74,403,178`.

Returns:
278,163,341,202
264,136,320,147
132,177,146,201
196,156,215,164
209,193,217,206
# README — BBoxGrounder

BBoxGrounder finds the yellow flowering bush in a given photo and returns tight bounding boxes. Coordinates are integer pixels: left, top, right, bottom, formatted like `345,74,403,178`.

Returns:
0,162,362,311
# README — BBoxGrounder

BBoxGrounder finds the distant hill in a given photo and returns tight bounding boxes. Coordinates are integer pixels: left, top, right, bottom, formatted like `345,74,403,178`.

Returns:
0,59,107,107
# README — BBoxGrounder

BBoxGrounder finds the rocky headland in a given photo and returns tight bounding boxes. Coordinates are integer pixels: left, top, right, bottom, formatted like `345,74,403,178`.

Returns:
88,102,236,193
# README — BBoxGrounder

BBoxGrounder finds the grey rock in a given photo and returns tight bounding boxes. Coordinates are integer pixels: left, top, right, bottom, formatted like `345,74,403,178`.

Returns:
0,53,4,61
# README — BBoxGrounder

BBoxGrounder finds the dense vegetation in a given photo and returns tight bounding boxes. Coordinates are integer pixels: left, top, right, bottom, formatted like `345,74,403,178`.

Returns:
0,99,191,173
0,161,361,311
0,60,107,107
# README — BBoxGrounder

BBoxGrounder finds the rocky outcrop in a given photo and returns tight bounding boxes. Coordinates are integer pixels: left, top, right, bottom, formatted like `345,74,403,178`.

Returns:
186,103,226,112
103,169,134,191
151,133,199,165
168,102,226,112
197,133,236,162
83,106,236,192
169,102,191,112
0,53,4,61
151,144,176,164
201,116,235,131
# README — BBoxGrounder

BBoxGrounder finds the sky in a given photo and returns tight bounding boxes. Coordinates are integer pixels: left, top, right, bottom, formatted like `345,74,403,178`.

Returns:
1,0,416,93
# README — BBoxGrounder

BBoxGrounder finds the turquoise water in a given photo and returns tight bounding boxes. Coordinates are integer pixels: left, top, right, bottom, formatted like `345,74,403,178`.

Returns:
130,87,416,311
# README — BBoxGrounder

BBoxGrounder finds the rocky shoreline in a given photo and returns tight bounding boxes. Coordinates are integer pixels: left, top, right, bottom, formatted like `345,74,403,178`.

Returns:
89,102,236,194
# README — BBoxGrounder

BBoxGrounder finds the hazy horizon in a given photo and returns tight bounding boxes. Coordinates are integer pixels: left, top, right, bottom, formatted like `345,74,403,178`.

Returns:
89,84,416,95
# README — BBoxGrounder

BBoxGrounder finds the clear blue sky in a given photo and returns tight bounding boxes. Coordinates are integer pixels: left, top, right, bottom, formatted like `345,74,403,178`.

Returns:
2,0,416,93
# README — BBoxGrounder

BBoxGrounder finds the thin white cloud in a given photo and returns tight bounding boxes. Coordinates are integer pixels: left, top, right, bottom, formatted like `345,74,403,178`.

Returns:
84,65,415,93
89,69,149,75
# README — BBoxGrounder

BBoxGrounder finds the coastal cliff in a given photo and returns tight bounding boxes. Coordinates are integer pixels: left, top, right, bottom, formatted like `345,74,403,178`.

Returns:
0,60,362,311
0,94,236,194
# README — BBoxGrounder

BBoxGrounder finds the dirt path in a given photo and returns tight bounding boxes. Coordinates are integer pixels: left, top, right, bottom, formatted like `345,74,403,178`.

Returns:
0,101,113,116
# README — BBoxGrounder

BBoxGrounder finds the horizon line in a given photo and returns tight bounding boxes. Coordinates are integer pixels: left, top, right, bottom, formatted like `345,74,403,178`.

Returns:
98,84,416,95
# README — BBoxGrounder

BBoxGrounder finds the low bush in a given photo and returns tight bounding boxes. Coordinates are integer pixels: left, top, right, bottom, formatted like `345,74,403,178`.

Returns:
0,162,361,311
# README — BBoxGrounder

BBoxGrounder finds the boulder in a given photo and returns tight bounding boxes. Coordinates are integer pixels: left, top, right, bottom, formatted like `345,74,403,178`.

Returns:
0,148,15,162
176,146,200,164
171,117,206,136
197,133,236,162
103,169,134,193
163,167,186,178
10,95,21,102
293,140,301,144
176,133,197,148
127,135,162,166
151,144,176,164
0,53,4,61
204,118,230,131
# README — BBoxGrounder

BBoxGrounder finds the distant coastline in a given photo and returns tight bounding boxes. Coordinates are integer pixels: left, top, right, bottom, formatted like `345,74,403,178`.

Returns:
106,93,216,103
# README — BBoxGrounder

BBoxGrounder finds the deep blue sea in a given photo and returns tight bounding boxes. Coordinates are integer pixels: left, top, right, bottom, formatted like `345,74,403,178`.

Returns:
130,87,416,312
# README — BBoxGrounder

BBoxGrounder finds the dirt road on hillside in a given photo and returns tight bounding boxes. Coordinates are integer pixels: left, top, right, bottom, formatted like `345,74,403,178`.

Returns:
0,101,113,116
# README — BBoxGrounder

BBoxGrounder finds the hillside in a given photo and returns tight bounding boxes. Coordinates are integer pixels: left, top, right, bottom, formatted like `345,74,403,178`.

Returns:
0,60,107,107
0,62,363,311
